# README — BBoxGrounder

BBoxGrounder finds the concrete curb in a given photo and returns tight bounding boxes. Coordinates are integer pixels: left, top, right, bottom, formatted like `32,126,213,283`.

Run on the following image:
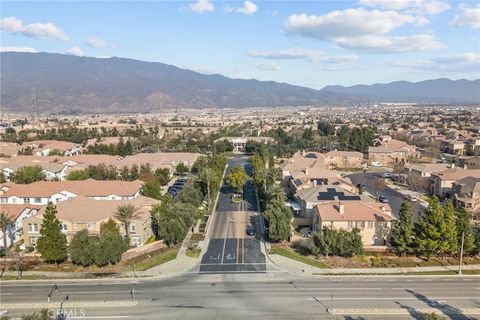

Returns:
329,308,480,315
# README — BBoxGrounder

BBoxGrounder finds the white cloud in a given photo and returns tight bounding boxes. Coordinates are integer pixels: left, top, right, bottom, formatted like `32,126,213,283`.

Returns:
0,46,37,53
253,62,281,71
0,16,69,42
85,37,115,48
283,8,444,53
66,47,83,56
188,0,214,13
335,34,444,53
226,1,258,15
284,9,428,41
449,4,480,29
392,52,480,72
358,0,450,15
247,48,358,63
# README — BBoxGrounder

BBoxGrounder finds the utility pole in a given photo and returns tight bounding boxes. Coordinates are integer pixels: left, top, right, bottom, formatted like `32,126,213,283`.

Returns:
458,230,465,275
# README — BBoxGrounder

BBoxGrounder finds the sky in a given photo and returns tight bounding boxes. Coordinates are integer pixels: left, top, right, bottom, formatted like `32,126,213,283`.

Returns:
1,0,479,89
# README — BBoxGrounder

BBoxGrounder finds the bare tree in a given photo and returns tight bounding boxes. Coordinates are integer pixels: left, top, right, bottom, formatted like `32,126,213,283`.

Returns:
372,178,386,200
9,252,30,279
406,172,421,192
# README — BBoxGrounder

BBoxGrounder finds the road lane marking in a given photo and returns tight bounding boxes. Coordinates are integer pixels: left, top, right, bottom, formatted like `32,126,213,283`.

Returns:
220,212,230,264
310,296,478,300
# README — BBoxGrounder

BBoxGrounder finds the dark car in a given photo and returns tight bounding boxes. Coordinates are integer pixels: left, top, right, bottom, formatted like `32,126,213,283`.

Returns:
246,226,256,236
379,196,389,203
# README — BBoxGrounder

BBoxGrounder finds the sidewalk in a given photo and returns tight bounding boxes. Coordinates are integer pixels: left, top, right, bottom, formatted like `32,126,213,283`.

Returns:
268,254,480,276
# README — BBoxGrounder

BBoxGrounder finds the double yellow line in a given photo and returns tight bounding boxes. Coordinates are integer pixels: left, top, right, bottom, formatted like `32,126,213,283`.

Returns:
236,238,245,264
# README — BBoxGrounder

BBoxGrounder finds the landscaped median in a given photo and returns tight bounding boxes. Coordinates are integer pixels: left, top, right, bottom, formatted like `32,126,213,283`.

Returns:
123,246,179,272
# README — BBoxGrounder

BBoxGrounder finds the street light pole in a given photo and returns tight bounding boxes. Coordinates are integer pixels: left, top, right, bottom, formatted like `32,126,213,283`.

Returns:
458,230,465,275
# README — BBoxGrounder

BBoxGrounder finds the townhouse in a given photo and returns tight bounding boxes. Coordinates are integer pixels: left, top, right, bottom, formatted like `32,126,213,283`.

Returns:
22,196,158,247
0,204,41,249
313,201,393,246
0,179,143,205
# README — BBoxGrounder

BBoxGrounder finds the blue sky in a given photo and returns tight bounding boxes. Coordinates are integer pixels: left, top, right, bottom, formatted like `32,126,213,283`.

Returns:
1,0,479,89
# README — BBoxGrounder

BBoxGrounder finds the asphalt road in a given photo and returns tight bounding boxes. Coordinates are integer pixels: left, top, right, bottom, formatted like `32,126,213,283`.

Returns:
200,155,266,273
346,172,423,219
1,275,479,319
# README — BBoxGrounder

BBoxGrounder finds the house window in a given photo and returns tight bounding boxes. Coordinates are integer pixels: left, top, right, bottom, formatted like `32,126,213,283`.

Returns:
0,198,5,204
60,224,68,231
368,221,374,228
87,223,95,230
357,221,365,229
29,236,39,244
23,198,30,203
34,198,42,203
347,221,353,228
28,223,38,232
12,198,17,204
130,224,136,233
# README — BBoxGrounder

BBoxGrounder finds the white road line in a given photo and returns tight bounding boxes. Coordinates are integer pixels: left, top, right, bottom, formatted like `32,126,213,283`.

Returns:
62,290,147,294
220,212,230,265
311,296,477,301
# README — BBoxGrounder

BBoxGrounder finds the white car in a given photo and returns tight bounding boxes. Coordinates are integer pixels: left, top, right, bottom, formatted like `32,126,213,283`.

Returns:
408,194,418,202
371,161,383,167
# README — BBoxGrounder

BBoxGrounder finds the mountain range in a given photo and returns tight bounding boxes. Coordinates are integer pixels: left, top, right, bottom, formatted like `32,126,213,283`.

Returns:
1,52,479,114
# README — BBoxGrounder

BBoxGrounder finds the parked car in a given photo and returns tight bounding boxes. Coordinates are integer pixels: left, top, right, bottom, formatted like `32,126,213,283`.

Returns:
246,226,256,236
381,172,392,179
408,194,418,202
379,195,389,203
371,161,383,167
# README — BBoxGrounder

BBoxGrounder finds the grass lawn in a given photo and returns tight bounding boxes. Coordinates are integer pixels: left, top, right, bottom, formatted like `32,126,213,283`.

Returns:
185,248,202,258
406,269,480,276
270,247,329,269
124,248,179,271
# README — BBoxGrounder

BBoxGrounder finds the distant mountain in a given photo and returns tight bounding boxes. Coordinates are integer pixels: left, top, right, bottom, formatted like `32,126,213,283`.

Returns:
0,52,358,114
1,52,478,114
321,78,480,104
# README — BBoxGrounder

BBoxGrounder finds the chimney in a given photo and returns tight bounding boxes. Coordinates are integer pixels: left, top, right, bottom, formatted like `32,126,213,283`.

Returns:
338,203,344,215
302,150,306,156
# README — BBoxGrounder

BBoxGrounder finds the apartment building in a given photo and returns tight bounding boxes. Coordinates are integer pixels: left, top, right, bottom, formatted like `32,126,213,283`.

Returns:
22,196,158,247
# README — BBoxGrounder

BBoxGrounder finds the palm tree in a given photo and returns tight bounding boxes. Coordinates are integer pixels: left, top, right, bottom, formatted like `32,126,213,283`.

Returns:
115,204,140,241
0,211,13,255
198,164,216,212
266,184,286,204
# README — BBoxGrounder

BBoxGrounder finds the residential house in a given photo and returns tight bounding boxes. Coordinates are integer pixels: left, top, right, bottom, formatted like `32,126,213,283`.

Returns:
441,139,465,156
459,156,480,170
430,167,480,197
324,151,364,169
403,163,451,193
0,179,143,205
0,156,72,181
25,140,82,157
368,135,417,165
452,177,480,219
214,137,275,152
313,201,393,246
22,196,158,247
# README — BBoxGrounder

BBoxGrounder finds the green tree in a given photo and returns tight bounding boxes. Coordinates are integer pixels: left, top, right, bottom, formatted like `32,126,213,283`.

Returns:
391,202,415,256
441,200,458,256
159,203,196,244
66,169,89,181
313,227,337,257
196,157,217,212
176,185,203,208
114,204,140,241
151,196,172,239
415,196,444,259
70,229,98,266
36,203,68,265
13,165,45,184
175,162,189,173
95,219,128,266
0,211,13,255
455,209,475,255
141,180,162,199
226,166,248,194
265,200,292,241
